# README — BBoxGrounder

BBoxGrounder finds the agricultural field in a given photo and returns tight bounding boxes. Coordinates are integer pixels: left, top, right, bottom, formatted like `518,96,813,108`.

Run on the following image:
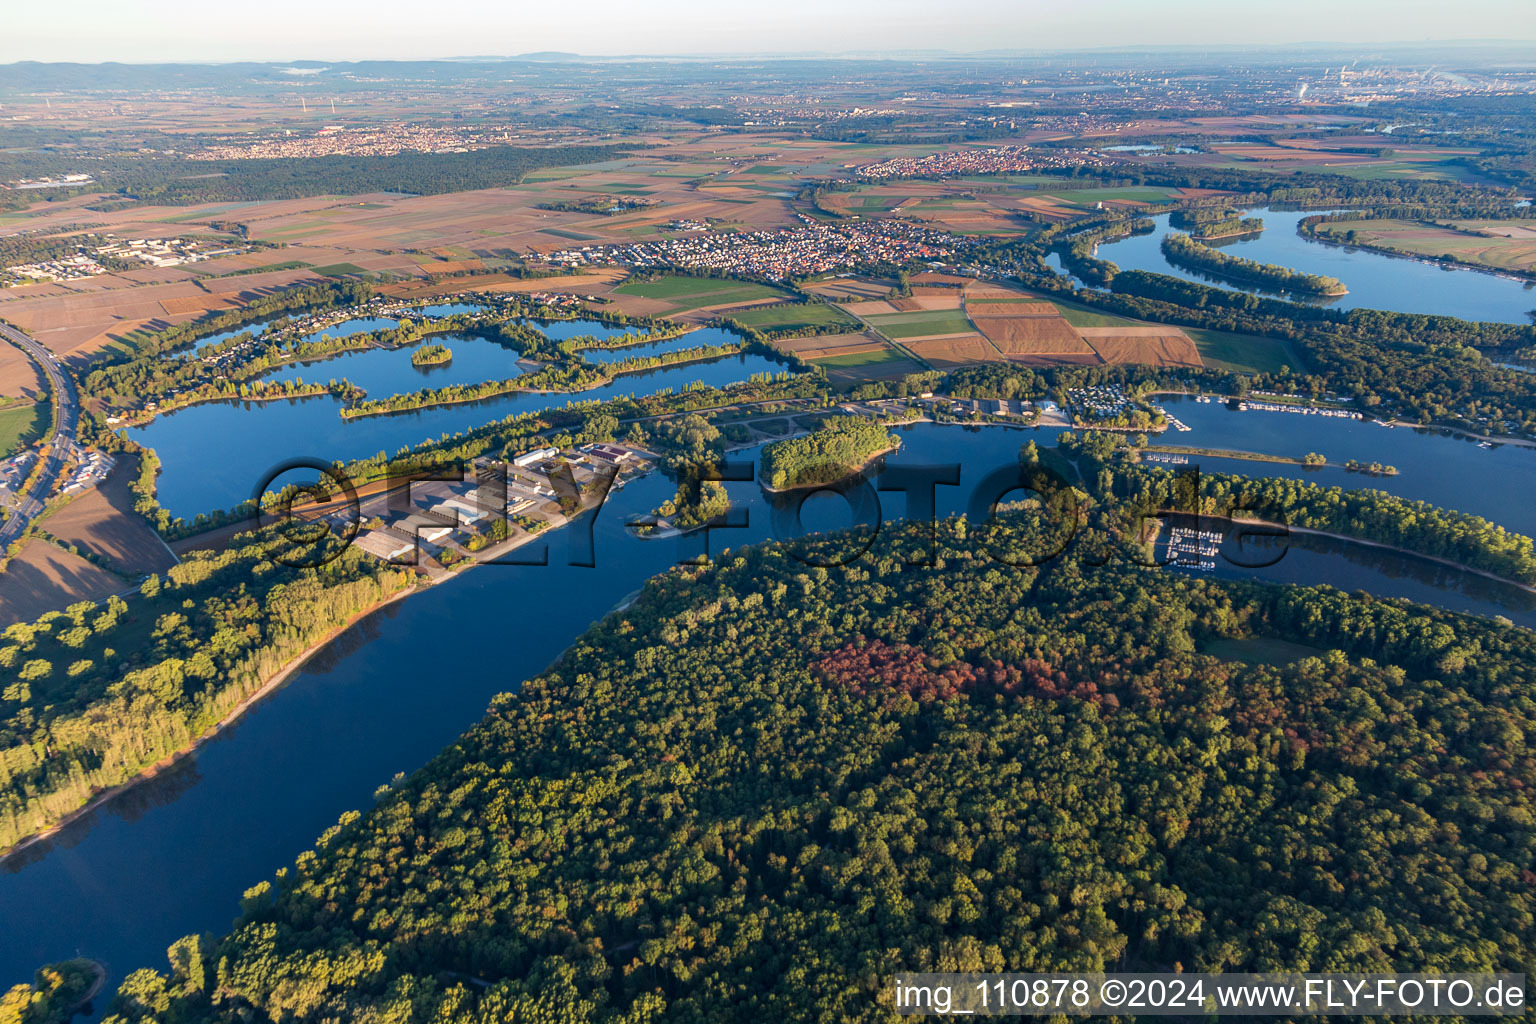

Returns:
821,181,1009,232
0,266,328,392
612,275,792,313
894,293,964,310
812,348,928,386
770,330,890,359
971,315,1095,357
962,299,1061,316
839,299,902,316
40,455,180,576
0,133,876,389
0,401,46,456
1076,326,1202,368
905,334,1009,368
802,277,894,302
768,330,922,385
0,539,125,629
1314,218,1536,274
0,131,1049,392
1183,327,1306,374
1048,301,1148,329
1177,139,1481,182
862,308,976,340
1029,185,1183,208
813,348,913,370
722,302,859,334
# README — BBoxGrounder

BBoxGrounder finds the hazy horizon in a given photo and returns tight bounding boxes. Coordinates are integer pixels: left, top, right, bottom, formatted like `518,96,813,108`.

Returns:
7,0,1534,65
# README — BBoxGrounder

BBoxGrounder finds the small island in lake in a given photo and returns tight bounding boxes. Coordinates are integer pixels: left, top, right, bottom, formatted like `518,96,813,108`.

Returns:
1191,216,1264,240
0,957,106,1023
633,478,732,537
410,342,453,367
761,416,901,491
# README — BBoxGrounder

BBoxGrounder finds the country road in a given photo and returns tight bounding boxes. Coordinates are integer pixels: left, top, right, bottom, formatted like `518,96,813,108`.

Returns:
0,321,80,547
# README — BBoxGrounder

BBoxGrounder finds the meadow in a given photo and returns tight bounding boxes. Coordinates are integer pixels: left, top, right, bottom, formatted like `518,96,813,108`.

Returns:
863,308,976,339
0,401,45,456
613,276,791,311
1183,327,1307,374
725,302,858,333
1316,218,1536,274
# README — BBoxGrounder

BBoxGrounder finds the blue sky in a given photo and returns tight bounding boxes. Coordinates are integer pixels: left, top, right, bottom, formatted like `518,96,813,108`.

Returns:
6,0,1532,63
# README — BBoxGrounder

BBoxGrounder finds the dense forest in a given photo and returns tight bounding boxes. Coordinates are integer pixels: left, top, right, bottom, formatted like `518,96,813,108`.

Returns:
0,530,416,852
760,416,901,490
1048,217,1154,287
1188,216,1264,240
97,520,1536,1023
3,145,630,207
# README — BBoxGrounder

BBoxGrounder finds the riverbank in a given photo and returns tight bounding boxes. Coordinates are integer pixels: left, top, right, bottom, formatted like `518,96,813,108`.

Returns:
1166,254,1348,297
1378,418,1536,451
569,325,696,352
1143,444,1315,467
1301,220,1536,285
1143,390,1536,448
0,447,671,861
111,384,340,427
0,580,425,863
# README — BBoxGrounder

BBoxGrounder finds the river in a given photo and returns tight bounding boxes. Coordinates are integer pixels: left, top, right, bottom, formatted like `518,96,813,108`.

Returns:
1044,205,1536,322
7,415,1536,1016
1152,395,1536,536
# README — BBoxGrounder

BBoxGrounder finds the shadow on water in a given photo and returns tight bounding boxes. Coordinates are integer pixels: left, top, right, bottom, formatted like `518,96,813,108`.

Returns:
1218,531,1536,627
1,757,203,874
299,601,403,676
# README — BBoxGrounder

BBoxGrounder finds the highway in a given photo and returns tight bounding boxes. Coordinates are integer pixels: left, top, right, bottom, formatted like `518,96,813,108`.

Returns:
0,321,80,547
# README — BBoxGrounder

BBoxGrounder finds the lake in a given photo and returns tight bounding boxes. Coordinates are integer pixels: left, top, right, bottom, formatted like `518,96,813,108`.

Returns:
1045,205,1536,322
190,314,398,355
127,326,781,518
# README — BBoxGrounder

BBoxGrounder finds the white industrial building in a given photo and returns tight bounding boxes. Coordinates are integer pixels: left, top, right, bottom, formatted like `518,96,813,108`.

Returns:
429,496,487,524
403,524,453,544
353,530,416,562
512,447,559,468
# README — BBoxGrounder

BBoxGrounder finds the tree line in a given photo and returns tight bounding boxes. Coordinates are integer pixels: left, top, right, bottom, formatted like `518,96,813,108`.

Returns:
0,530,416,854
1160,232,1347,296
